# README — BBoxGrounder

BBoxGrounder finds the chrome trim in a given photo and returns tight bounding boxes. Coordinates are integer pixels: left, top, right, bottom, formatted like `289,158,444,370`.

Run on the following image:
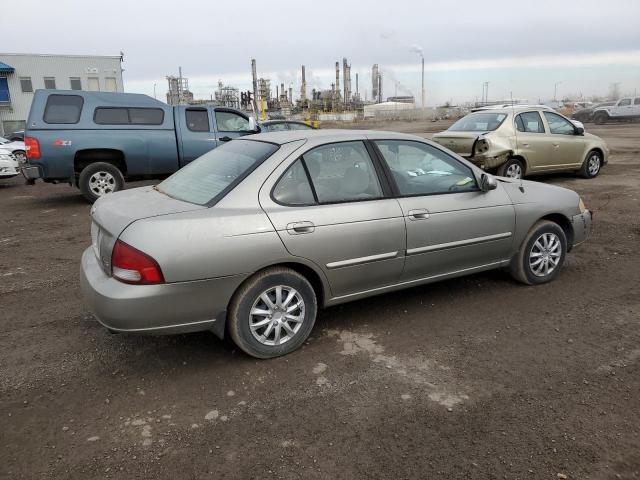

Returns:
94,316,218,333
406,232,512,256
326,251,399,269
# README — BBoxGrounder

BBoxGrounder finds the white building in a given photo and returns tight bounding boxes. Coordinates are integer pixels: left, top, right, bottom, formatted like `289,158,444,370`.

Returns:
0,53,124,136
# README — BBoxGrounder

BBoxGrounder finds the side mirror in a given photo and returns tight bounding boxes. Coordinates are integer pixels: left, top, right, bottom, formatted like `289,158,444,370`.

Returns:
480,173,498,192
574,126,584,135
248,117,260,133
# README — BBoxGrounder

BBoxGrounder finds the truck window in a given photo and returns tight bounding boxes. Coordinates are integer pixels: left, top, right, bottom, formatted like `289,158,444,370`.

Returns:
43,94,84,124
186,109,209,132
618,99,631,106
215,110,249,132
94,107,129,125
129,108,164,125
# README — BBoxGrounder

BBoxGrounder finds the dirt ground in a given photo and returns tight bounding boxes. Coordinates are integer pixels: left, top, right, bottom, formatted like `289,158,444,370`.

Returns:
1,122,639,480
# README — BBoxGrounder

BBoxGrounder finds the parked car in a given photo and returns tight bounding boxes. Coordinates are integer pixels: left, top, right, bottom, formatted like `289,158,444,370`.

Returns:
260,120,316,132
592,97,640,124
81,129,593,359
0,148,20,179
8,131,24,142
23,90,259,202
432,107,608,179
0,136,26,164
571,102,615,123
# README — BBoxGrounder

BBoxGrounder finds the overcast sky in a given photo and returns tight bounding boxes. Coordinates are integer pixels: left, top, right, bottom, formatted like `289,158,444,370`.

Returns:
4,0,640,104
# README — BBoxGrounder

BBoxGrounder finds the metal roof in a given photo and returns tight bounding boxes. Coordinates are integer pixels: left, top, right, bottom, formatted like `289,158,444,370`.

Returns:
0,61,15,73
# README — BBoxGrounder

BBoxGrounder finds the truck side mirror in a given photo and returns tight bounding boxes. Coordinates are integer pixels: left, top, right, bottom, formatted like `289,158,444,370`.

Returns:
248,117,260,133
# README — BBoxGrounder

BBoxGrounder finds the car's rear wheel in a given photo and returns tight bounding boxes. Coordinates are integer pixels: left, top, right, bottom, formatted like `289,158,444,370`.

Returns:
510,220,567,285
227,267,317,359
497,157,524,179
78,162,124,203
579,150,602,178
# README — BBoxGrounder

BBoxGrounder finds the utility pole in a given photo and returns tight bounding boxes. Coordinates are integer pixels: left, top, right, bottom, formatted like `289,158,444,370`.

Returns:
554,81,562,101
421,55,425,108
153,83,156,100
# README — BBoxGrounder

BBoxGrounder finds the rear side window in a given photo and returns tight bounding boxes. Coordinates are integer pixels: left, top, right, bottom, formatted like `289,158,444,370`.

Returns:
272,159,315,205
186,109,209,132
94,107,164,125
515,111,545,133
43,94,84,124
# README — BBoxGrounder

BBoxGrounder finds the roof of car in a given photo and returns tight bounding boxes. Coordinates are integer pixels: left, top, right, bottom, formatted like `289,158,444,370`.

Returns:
469,106,555,115
242,129,425,145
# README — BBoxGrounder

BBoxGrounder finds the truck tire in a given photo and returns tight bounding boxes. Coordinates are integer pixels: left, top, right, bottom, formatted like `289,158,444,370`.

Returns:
78,162,124,203
594,112,609,125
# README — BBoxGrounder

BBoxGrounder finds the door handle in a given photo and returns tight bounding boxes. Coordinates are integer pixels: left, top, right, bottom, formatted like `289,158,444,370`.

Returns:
552,143,560,148
521,143,530,147
219,136,232,142
408,209,430,220
286,221,315,235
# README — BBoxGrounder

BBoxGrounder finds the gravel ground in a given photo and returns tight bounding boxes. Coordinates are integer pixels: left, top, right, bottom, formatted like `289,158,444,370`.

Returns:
1,123,639,480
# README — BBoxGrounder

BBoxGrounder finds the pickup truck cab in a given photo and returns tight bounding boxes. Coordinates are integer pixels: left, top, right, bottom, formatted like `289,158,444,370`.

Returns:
23,90,259,201
593,97,640,125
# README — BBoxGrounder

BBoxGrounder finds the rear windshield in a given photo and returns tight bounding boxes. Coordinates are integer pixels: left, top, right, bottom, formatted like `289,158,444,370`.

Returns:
448,112,507,132
157,140,279,206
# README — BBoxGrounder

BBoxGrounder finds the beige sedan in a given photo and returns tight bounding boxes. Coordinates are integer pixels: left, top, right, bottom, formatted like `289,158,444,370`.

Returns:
433,107,609,179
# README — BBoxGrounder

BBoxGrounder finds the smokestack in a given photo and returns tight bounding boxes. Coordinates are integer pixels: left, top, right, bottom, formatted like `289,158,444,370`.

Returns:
280,83,285,100
251,59,258,111
356,73,359,97
301,65,307,102
343,58,351,106
288,86,292,104
335,61,340,100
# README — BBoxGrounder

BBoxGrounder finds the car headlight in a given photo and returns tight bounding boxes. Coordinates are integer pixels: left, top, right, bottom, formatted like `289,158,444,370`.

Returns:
578,197,587,213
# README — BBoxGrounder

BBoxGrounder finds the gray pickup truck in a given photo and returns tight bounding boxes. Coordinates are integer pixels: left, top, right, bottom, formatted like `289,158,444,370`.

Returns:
23,90,259,202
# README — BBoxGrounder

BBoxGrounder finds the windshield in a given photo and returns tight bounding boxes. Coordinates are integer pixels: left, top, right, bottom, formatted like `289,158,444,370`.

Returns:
157,140,279,205
448,113,507,132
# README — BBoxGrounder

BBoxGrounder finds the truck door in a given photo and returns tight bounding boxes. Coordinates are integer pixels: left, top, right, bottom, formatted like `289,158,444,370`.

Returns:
212,108,252,143
176,107,218,165
612,98,633,119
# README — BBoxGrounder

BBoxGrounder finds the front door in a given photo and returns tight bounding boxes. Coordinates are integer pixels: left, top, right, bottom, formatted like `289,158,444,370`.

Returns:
373,139,515,281
213,109,252,143
260,140,406,298
542,111,586,170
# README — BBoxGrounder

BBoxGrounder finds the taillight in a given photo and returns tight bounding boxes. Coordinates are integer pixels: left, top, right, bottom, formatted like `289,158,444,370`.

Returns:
111,240,164,285
25,136,41,160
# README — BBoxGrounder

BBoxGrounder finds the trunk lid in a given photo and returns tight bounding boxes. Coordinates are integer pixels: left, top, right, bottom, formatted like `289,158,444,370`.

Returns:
432,132,481,156
90,186,204,274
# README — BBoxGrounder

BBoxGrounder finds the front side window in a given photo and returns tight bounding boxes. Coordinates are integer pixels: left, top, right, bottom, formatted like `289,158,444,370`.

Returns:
158,140,278,205
543,111,576,135
185,109,209,132
618,99,631,107
375,140,477,196
448,112,507,132
70,77,82,90
515,111,545,133
215,110,250,132
272,159,315,205
43,94,84,124
44,77,56,89
302,141,383,203
20,77,33,93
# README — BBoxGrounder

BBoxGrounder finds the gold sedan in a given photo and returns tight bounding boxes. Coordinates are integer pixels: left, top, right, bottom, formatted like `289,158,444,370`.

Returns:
432,107,609,179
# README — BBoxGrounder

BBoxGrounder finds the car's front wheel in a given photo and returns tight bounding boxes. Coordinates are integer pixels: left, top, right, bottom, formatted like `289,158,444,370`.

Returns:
228,267,317,358
497,157,525,179
510,220,567,285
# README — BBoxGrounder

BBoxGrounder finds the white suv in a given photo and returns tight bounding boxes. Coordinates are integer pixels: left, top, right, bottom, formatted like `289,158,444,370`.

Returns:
593,97,640,124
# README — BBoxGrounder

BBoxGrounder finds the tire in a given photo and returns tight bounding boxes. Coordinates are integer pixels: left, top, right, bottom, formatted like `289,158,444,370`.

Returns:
497,157,525,179
78,162,124,203
510,220,567,286
594,112,608,125
579,150,603,179
227,267,317,359
12,150,26,164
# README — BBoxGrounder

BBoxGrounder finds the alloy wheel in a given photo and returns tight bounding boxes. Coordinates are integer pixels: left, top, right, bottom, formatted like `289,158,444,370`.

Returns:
89,171,116,196
505,163,522,179
587,154,601,176
529,232,562,277
249,285,305,346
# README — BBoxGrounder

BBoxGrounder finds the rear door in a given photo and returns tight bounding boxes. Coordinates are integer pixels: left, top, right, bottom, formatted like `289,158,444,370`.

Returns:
260,140,406,298
513,111,552,173
176,107,218,165
373,139,515,280
542,111,585,170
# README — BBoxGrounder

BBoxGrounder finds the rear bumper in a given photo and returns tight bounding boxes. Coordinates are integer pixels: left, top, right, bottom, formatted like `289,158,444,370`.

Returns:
571,210,592,247
80,247,245,337
22,165,41,180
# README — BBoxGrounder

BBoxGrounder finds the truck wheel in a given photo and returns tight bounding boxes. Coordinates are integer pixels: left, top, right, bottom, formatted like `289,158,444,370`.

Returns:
594,112,608,125
78,162,124,203
497,157,524,179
